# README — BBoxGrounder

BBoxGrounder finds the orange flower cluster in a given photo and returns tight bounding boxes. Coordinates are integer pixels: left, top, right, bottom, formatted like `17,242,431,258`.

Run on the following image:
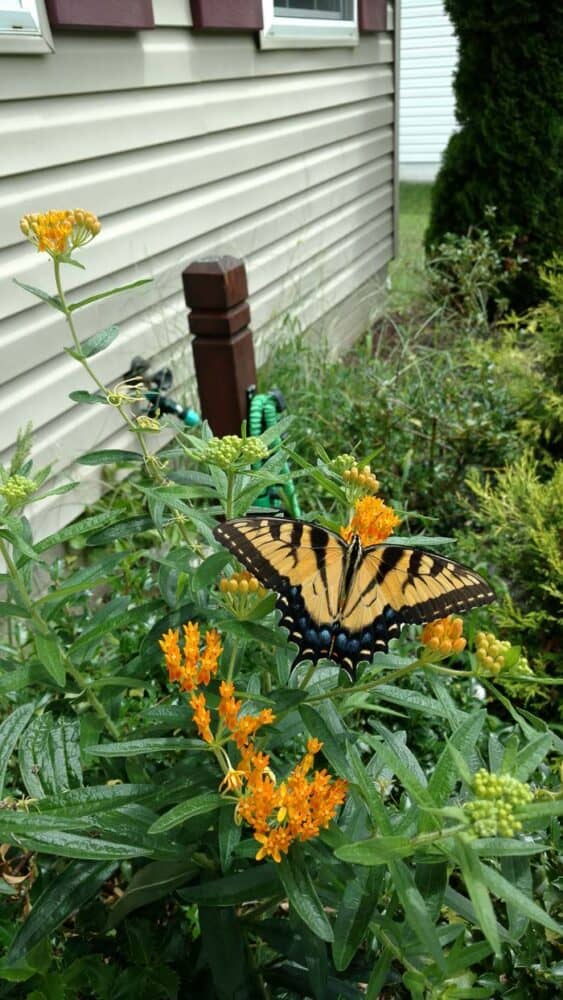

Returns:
160,622,347,862
20,209,101,257
421,615,466,656
160,623,223,743
340,495,401,547
236,738,348,863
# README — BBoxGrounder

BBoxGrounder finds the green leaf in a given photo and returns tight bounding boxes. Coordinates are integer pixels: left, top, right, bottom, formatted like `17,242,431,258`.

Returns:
86,737,204,757
39,783,155,816
473,838,550,856
77,449,143,466
515,797,563,820
332,869,380,971
219,804,241,873
501,854,532,940
108,858,198,926
454,839,501,956
68,390,107,405
68,278,152,312
19,714,82,798
370,684,451,719
0,826,158,862
388,859,446,968
367,723,431,806
279,848,333,943
6,860,116,965
0,601,29,619
199,906,254,1000
192,550,232,590
0,665,37,695
367,947,392,999
179,863,281,907
68,324,119,359
33,633,65,686
428,711,485,807
335,835,415,866
13,278,64,312
513,733,551,781
85,515,154,546
0,701,36,797
35,512,122,552
348,744,392,834
148,792,223,835
480,861,563,936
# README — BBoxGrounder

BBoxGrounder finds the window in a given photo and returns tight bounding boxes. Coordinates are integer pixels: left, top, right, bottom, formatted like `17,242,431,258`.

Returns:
261,0,358,48
0,0,54,52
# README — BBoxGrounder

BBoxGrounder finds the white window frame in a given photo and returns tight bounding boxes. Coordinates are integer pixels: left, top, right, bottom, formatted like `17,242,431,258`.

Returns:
0,0,54,54
260,0,358,49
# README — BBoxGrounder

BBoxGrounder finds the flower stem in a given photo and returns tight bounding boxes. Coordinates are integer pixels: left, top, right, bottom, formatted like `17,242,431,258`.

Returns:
306,657,426,704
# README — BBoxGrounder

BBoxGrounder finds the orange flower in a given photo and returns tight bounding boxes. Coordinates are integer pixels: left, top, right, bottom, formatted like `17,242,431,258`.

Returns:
232,709,276,750
421,615,466,656
160,622,222,692
236,739,347,863
189,691,213,744
20,209,100,257
218,680,242,730
340,495,401,546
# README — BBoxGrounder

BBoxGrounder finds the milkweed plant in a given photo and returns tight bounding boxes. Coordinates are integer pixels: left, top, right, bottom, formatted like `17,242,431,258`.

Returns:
0,211,560,998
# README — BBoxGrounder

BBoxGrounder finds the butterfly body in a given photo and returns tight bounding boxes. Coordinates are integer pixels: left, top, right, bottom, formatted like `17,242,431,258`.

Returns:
214,517,494,678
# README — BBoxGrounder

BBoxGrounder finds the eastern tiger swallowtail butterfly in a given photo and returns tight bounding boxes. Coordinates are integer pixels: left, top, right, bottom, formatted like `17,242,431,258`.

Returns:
214,517,494,678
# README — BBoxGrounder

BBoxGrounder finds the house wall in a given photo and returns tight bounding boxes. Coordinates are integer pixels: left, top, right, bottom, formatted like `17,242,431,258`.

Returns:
0,0,396,536
399,0,457,181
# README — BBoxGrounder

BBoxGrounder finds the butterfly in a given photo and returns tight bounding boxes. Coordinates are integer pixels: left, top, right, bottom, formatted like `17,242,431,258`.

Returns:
214,517,495,678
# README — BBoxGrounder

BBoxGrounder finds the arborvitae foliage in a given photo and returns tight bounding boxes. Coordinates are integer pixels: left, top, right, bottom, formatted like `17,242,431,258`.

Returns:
425,1,563,308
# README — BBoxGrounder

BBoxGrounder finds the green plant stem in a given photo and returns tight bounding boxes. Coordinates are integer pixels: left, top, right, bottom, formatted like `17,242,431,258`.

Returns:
53,260,154,466
306,656,428,704
225,470,235,519
0,535,120,740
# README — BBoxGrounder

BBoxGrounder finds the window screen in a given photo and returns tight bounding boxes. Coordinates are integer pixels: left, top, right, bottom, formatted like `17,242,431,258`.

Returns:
274,1,354,20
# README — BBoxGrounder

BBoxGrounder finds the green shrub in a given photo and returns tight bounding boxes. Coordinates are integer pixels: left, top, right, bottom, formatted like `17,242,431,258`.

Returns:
466,454,563,665
426,1,563,308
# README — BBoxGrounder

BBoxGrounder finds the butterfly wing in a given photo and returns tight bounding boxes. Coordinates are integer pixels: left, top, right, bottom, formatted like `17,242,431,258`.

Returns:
214,517,348,665
337,545,495,665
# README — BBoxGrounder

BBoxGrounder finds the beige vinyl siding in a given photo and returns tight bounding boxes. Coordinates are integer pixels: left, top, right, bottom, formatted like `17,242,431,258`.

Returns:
0,11,395,536
400,0,457,180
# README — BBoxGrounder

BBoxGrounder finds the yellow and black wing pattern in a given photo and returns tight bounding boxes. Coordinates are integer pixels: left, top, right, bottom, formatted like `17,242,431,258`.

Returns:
214,517,494,678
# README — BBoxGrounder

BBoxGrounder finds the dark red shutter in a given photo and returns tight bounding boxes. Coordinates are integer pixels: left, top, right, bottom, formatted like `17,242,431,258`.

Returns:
190,1,263,30
45,1,155,30
359,0,387,32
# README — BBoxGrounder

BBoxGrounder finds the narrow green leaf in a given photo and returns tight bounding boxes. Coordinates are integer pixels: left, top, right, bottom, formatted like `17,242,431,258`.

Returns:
6,860,116,964
367,947,392,999
86,737,204,757
332,869,380,971
19,715,82,798
279,849,333,943
480,861,563,936
199,906,253,1000
219,804,241,873
454,839,501,956
13,278,64,312
0,702,36,797
180,863,281,907
68,278,152,312
473,838,550,857
85,515,154,546
501,855,532,939
74,324,119,359
34,633,65,686
68,389,107,405
77,449,143,466
349,745,392,834
388,859,446,968
335,835,414,866
0,601,29,619
35,512,122,552
2,827,157,861
428,711,485,806
148,792,222,835
39,783,155,816
515,797,563,820
513,733,551,781
0,665,36,694
108,859,198,927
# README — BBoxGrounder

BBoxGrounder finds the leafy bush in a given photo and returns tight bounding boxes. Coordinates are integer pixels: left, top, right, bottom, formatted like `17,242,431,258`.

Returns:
466,454,563,667
425,0,563,308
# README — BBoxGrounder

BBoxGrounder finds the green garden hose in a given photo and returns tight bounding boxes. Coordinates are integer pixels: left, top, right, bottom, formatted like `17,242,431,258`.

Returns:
248,391,301,518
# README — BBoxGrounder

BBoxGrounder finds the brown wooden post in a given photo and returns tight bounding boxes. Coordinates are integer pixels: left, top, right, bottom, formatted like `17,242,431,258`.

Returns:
182,256,257,436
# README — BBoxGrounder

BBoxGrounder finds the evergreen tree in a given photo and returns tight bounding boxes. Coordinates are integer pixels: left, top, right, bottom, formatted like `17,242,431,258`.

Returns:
425,1,563,307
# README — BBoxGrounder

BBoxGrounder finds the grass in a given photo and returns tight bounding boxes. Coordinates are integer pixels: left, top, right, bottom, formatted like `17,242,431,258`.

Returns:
387,182,433,310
